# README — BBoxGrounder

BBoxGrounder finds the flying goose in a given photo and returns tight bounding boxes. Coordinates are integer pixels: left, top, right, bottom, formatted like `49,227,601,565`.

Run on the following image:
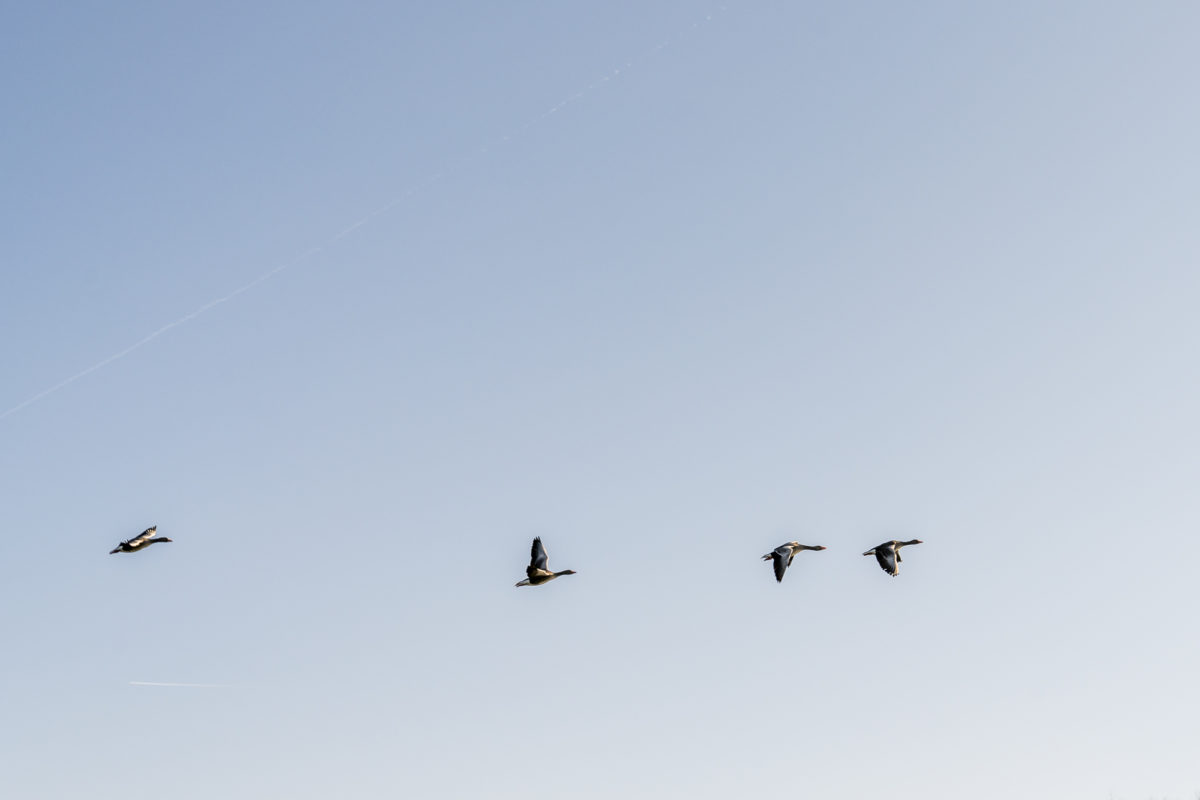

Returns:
862,539,922,576
109,525,172,555
515,537,576,587
761,541,826,583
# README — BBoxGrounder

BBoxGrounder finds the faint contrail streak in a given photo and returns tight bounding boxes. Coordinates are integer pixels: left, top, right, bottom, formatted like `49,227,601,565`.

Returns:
0,250,321,421
129,681,231,688
0,7,727,423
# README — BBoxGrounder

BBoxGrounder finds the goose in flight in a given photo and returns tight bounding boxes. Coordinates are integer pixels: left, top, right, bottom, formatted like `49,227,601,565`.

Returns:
862,539,922,576
515,537,576,587
761,542,826,583
109,525,172,555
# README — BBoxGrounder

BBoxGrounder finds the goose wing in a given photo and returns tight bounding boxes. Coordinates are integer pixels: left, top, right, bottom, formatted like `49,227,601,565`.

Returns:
772,545,792,582
129,526,157,546
874,545,898,576
529,537,548,570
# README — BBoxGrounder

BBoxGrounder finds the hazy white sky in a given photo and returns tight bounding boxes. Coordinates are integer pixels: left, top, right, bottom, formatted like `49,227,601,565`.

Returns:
2,2,1199,798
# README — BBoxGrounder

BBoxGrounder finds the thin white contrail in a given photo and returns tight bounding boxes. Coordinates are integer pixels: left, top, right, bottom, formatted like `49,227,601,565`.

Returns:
0,7,727,423
0,249,321,421
129,681,231,688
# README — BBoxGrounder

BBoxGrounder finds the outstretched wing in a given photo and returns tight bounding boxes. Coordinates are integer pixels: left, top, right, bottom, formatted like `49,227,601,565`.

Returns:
773,546,790,582
129,525,157,546
529,537,548,570
874,546,898,576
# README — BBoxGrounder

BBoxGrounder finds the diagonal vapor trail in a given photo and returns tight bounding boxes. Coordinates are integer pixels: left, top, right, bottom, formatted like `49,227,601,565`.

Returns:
0,7,727,423
0,253,318,421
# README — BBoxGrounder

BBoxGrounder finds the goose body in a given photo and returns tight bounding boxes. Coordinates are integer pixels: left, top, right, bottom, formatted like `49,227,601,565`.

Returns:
109,525,173,555
761,541,826,583
862,539,922,576
515,537,576,587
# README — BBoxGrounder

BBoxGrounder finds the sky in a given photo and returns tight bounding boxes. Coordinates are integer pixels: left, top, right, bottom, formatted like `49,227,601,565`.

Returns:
2,2,1199,798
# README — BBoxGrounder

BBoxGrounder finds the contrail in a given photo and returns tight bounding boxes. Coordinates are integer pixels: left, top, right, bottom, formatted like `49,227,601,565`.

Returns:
0,250,320,421
129,681,231,688
0,7,727,423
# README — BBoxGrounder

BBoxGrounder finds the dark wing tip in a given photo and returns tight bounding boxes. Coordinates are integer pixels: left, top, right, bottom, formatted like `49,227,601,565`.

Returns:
529,537,549,569
873,548,899,575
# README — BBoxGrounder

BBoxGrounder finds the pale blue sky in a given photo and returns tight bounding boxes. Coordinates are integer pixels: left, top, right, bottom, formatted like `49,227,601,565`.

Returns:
2,2,1199,798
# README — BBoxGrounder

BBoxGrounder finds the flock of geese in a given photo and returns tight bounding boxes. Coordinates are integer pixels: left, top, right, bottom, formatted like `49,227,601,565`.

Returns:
110,527,926,582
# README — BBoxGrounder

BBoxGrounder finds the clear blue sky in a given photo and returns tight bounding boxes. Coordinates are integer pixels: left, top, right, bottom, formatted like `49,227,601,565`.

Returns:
2,2,1198,798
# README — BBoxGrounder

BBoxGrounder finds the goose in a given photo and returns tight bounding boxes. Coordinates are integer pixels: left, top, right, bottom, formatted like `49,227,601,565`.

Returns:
109,525,172,555
761,541,826,583
862,539,922,576
515,537,576,587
